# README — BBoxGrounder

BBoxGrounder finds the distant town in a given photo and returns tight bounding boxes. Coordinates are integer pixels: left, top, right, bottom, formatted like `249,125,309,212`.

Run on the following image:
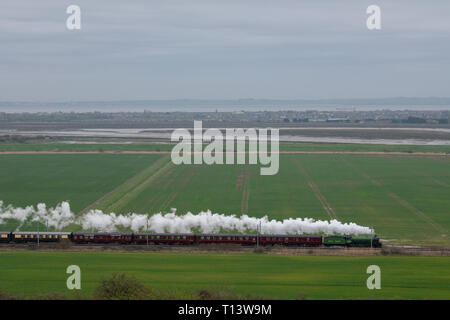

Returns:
0,109,449,130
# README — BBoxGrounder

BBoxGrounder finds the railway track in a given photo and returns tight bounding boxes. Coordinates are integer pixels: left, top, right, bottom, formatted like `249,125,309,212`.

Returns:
1,242,449,256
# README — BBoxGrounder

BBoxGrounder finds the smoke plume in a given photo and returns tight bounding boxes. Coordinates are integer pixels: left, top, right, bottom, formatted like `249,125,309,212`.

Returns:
0,201,374,235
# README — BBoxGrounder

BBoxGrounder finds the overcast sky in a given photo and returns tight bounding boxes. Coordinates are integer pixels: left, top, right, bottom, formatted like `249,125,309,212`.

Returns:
1,0,449,101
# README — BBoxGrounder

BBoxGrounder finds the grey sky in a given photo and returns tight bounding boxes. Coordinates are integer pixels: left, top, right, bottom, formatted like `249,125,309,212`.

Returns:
0,0,449,101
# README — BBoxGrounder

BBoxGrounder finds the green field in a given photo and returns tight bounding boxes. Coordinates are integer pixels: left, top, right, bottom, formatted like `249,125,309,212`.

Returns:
1,144,449,300
0,146,449,245
1,142,450,153
0,251,448,299
0,154,165,231
86,154,450,246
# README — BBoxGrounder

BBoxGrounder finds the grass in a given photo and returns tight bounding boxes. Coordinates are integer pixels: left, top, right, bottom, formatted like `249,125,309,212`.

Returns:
0,154,163,230
0,149,449,246
1,142,450,153
87,154,450,246
0,142,174,152
80,155,173,214
0,251,448,299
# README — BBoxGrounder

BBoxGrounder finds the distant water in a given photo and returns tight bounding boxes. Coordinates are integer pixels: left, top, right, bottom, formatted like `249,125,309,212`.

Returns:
2,128,450,145
1,99,450,112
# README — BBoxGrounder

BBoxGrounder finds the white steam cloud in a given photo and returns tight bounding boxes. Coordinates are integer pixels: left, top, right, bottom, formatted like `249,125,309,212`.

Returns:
0,201,374,235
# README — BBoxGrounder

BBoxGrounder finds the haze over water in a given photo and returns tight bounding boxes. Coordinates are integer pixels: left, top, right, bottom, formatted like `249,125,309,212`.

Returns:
1,99,450,113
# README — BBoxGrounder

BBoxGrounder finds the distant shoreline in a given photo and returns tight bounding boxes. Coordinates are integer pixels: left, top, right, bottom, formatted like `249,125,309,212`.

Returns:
1,98,450,112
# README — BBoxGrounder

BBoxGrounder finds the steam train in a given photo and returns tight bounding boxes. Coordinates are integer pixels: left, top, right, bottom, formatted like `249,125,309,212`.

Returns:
0,231,382,247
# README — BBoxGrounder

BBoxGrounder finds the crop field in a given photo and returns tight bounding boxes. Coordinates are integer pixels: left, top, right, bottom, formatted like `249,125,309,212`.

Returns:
0,153,165,230
0,146,449,246
1,142,450,153
92,154,449,245
0,251,449,299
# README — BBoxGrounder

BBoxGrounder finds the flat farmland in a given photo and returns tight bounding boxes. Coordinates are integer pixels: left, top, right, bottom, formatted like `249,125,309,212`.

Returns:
0,154,165,230
0,251,449,299
1,142,450,154
0,151,449,246
89,154,450,246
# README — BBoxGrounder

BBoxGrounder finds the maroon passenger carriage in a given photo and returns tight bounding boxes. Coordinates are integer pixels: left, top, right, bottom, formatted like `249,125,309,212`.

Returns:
259,235,322,246
196,234,257,245
133,233,195,244
71,232,323,246
192,234,322,246
72,232,132,244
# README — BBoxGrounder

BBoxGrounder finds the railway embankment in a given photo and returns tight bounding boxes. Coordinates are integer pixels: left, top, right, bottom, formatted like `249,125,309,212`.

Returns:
1,243,449,256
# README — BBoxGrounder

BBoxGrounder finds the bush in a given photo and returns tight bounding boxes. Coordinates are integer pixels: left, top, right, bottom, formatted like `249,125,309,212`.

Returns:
93,273,150,300
198,289,213,300
196,288,265,300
